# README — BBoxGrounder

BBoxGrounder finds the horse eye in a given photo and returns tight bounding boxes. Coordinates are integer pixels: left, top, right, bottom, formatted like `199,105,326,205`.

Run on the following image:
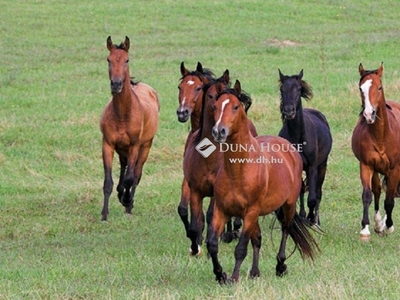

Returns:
126,59,129,63
107,58,110,63
378,86,382,91
195,87,201,92
212,105,216,110
233,105,239,111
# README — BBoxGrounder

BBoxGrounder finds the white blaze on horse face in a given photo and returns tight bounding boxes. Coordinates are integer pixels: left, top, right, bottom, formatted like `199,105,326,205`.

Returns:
186,80,195,86
360,79,374,122
215,98,230,128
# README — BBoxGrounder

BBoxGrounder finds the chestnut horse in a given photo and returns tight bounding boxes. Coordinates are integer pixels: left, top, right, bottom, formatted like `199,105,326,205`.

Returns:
207,80,319,283
278,69,332,226
100,36,160,221
352,63,400,239
177,62,215,232
182,70,257,255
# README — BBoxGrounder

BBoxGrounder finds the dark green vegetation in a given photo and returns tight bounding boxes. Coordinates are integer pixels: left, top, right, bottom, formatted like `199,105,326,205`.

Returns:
1,1,400,299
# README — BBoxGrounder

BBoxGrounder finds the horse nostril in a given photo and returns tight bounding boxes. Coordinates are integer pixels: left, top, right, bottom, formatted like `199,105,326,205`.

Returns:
220,128,226,137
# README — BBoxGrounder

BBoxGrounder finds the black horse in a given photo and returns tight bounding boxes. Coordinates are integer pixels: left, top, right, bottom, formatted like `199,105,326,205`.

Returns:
278,69,332,226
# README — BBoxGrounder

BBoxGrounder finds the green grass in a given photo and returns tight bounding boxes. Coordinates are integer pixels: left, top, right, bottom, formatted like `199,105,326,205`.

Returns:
1,0,400,299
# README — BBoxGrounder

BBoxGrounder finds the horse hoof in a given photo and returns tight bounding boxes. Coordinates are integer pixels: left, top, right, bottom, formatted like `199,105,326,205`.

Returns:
386,226,394,234
359,234,371,241
189,245,202,257
125,212,133,218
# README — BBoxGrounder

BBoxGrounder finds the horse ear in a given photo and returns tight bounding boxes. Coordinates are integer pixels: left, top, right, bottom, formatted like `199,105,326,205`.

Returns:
298,69,304,79
278,69,285,82
359,63,366,76
180,62,189,76
123,36,130,52
222,69,230,85
106,36,114,51
234,80,241,95
377,62,384,76
196,62,204,73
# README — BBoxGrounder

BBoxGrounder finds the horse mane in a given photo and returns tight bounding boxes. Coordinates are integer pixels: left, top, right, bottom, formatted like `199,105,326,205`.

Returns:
359,68,379,83
216,88,253,113
179,68,215,82
278,75,313,101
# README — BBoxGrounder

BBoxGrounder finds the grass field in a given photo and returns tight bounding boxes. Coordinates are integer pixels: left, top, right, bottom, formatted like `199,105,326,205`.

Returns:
2,0,400,299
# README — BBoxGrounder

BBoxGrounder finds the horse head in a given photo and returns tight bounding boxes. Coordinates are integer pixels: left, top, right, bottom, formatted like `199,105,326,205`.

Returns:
358,63,384,124
106,36,130,94
212,80,246,143
279,69,312,120
177,62,213,123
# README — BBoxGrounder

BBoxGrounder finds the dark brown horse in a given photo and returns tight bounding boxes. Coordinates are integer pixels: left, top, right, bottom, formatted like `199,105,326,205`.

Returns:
176,62,215,234
100,36,160,221
278,69,332,226
352,63,400,239
207,80,319,283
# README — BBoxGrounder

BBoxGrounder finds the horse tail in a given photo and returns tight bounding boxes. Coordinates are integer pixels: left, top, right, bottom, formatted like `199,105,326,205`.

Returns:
288,212,320,261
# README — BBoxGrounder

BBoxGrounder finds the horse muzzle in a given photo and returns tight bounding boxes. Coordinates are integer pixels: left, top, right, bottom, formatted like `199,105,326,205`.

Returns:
212,126,228,143
282,106,296,120
176,108,190,123
110,79,123,94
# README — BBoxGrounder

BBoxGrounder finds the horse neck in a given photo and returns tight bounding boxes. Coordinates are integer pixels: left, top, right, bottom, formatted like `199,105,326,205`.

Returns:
285,104,305,143
222,113,259,175
112,73,135,120
369,96,389,144
189,93,203,131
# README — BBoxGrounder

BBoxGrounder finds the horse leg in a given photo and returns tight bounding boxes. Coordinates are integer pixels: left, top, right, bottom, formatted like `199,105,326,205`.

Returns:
206,205,229,284
122,146,140,214
306,166,318,225
231,211,260,282
275,201,296,276
126,141,153,214
233,217,242,237
177,178,191,235
314,161,328,226
379,171,398,235
371,172,382,232
101,143,114,221
117,156,127,202
249,222,261,279
359,164,374,239
299,180,307,218
188,191,204,256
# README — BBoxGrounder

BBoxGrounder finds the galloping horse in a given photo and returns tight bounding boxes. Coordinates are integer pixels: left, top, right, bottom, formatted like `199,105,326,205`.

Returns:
352,63,400,239
176,62,214,233
278,69,332,226
100,36,160,221
182,70,257,256
207,80,319,283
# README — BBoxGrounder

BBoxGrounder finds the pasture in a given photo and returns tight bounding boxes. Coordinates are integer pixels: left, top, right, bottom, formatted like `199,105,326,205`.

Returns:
1,0,400,299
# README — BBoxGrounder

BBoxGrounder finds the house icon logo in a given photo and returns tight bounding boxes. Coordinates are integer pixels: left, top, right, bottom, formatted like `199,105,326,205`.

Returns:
195,137,217,158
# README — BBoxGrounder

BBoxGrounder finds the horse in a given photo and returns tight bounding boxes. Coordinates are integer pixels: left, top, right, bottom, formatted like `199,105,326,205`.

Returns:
100,36,160,221
351,63,400,239
182,70,257,256
207,80,319,283
278,69,332,226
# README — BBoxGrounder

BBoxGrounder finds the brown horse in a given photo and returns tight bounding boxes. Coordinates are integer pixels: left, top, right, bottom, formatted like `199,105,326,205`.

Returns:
207,80,319,283
352,63,400,239
100,36,160,221
182,71,257,256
